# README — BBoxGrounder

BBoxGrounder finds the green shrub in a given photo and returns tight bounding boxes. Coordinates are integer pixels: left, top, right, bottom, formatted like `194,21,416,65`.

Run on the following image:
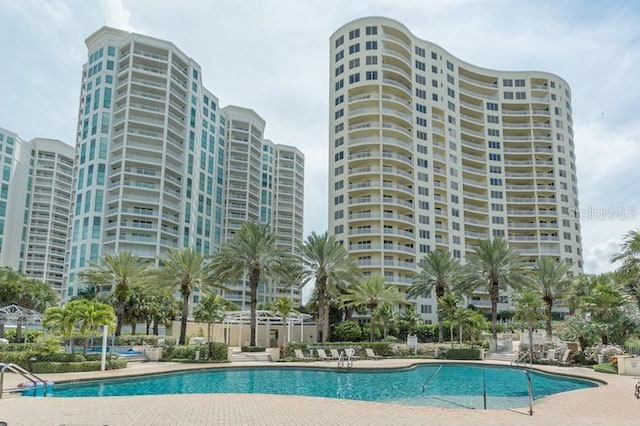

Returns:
593,362,617,374
414,324,438,343
208,342,228,361
35,353,86,363
31,359,127,374
0,350,38,369
0,329,44,343
332,321,362,342
443,348,482,360
162,343,228,361
241,346,266,352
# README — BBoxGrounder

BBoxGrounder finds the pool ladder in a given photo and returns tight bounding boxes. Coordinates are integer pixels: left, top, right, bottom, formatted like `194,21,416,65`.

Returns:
337,349,355,368
0,363,49,398
421,365,534,415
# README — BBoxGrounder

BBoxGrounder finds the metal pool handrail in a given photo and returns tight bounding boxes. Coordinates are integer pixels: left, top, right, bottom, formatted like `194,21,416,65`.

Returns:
522,370,534,415
0,363,49,398
421,364,442,393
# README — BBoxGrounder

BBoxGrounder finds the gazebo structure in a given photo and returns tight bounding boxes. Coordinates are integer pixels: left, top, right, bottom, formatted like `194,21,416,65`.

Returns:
0,304,44,339
222,310,315,348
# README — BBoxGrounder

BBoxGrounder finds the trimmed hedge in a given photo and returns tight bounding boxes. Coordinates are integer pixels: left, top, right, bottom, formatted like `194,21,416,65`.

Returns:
162,342,228,361
443,348,482,360
31,359,127,374
114,335,160,346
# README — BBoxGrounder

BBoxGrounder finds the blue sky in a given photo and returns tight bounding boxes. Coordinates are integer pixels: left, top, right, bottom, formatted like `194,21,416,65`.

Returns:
1,0,639,274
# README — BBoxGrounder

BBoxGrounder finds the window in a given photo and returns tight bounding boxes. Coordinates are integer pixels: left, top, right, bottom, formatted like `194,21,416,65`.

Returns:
416,117,427,127
487,102,498,111
489,153,501,161
348,29,360,39
416,75,426,85
334,137,344,147
416,88,426,99
504,92,514,99
416,104,427,113
335,35,344,47
490,191,503,198
334,151,344,161
492,217,504,224
348,43,360,54
365,71,378,80
489,165,502,173
516,92,526,100
335,64,344,76
415,46,425,57
365,26,377,35
348,73,360,84
335,165,343,175
334,195,343,205
335,95,344,106
490,178,502,185
334,210,344,220
335,50,344,62
503,79,513,86
447,88,455,98
365,55,377,65
415,60,426,71
515,79,525,87
431,65,438,74
488,129,500,136
334,225,344,234
365,41,377,50
335,79,344,91
349,58,359,69
488,141,500,148
487,115,499,123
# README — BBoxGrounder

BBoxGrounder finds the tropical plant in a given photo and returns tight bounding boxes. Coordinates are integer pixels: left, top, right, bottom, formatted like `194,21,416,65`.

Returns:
461,238,526,349
513,290,544,359
42,306,77,353
211,222,298,346
151,248,223,345
581,278,625,345
69,299,116,356
78,252,149,336
438,294,460,345
399,305,422,335
372,302,395,340
342,275,403,341
408,249,462,343
300,231,361,343
527,256,573,338
331,320,362,342
193,292,228,343
0,267,56,310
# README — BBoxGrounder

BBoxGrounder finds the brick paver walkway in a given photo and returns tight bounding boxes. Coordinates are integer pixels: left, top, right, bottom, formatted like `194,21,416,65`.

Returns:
1,359,638,425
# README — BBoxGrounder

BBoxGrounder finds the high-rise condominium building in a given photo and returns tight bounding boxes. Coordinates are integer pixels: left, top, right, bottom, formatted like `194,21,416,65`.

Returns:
0,127,74,301
221,106,305,307
328,17,582,322
64,27,304,309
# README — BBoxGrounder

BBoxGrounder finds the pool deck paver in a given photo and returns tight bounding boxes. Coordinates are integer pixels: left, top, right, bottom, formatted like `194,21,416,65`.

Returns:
1,358,638,425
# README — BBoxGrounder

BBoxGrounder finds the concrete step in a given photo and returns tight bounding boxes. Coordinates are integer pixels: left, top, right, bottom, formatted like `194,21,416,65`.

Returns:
485,352,515,362
231,351,272,362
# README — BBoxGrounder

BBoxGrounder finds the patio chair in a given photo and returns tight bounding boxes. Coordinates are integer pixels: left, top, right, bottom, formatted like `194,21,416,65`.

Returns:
330,349,341,360
316,348,335,361
294,349,314,361
365,348,382,359
344,348,358,360
557,349,572,366
540,349,557,364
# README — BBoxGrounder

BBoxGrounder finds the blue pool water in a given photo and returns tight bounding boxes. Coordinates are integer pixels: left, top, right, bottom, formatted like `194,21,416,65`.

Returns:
32,364,598,409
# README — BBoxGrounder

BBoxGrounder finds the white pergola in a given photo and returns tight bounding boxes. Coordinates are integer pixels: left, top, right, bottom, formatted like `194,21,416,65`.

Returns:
223,310,313,347
0,304,43,326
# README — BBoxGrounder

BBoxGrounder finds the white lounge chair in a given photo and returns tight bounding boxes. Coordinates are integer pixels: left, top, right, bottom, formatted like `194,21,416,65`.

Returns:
344,348,357,360
316,348,335,361
294,349,314,361
557,349,572,366
540,349,557,364
330,349,341,360
365,348,382,359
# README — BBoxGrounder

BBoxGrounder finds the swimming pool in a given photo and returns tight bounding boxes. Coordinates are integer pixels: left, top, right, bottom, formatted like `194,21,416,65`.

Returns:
32,364,598,409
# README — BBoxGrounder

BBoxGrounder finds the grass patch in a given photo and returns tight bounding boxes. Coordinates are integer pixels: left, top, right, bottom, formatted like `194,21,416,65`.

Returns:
593,362,617,374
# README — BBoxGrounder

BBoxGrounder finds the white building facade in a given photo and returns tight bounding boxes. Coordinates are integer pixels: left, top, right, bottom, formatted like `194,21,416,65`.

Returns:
64,27,304,310
328,17,583,322
0,127,74,301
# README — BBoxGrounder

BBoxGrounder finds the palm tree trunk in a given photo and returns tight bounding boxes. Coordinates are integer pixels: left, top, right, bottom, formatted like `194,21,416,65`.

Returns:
146,320,151,335
490,280,499,350
436,287,445,343
153,316,159,335
544,299,553,338
249,268,261,347
179,291,190,345
115,302,124,337
131,321,137,335
322,304,330,342
316,279,326,343
528,324,534,361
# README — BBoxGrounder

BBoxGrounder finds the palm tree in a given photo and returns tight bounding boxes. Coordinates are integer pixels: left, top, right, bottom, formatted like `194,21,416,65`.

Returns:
408,250,462,343
513,290,544,361
300,231,361,343
461,238,526,350
193,291,228,343
372,302,395,340
399,305,421,336
438,294,459,345
43,306,77,353
342,275,403,341
152,290,180,335
151,248,222,345
79,252,149,336
528,256,573,338
68,299,116,356
612,228,640,272
211,222,298,347
582,279,625,345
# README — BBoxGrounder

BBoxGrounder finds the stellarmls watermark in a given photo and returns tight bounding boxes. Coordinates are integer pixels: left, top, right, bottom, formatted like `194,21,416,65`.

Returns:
567,207,640,221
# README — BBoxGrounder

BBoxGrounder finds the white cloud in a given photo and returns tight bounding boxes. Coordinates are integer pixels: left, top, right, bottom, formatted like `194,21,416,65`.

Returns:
1,0,639,275
101,0,138,33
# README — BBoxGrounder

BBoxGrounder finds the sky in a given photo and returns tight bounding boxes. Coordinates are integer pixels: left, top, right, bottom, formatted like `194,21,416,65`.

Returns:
1,0,639,275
